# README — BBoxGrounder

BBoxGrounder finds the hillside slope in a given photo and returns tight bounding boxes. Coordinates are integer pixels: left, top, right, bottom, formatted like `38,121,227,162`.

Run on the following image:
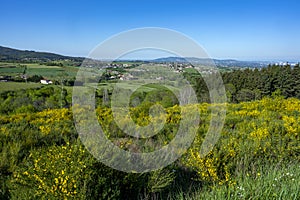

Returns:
0,46,83,62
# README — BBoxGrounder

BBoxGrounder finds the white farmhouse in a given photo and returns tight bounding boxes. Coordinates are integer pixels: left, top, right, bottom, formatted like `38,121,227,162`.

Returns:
40,80,53,84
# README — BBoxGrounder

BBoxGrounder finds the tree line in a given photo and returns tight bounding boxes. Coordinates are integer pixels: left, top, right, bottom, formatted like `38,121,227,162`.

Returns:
185,64,300,103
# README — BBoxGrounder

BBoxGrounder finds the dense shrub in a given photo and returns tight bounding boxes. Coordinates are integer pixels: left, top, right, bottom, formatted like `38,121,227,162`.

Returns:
0,96,299,199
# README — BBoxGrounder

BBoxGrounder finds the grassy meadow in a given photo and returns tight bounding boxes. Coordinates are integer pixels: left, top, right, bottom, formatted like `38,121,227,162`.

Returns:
0,62,78,79
0,82,41,92
0,88,299,199
0,61,299,199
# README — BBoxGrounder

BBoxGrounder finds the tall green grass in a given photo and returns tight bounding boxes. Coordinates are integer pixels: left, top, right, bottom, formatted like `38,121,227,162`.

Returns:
169,162,299,200
0,82,41,92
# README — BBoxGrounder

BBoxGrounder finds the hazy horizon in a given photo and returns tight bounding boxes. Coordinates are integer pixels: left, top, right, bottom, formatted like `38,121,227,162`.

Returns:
2,45,299,63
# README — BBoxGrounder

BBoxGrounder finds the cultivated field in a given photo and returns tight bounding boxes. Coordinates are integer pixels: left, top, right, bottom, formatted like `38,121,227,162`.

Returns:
0,82,41,92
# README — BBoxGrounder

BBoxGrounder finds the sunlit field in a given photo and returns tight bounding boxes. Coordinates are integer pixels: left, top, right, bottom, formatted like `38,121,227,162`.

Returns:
1,93,299,199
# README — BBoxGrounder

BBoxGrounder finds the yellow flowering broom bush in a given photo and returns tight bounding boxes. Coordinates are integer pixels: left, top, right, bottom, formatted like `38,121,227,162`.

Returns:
181,96,300,185
11,141,92,199
2,95,300,198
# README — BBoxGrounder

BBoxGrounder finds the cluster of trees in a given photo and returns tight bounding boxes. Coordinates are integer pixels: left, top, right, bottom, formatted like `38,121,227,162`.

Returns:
184,64,300,103
222,64,300,102
0,86,70,114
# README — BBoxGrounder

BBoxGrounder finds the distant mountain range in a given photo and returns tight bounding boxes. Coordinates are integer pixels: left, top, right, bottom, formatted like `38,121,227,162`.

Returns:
0,46,84,62
0,45,295,68
151,57,270,68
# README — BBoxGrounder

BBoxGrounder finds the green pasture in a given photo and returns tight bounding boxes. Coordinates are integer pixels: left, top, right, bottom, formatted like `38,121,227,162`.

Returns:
0,82,41,92
89,81,180,94
0,62,79,78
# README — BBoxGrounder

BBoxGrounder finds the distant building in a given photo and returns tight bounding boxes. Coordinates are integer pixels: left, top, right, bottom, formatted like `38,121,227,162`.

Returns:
0,75,11,80
40,80,53,84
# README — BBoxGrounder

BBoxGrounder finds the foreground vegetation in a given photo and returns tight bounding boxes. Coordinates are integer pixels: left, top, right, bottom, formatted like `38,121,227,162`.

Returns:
0,59,299,199
0,92,299,199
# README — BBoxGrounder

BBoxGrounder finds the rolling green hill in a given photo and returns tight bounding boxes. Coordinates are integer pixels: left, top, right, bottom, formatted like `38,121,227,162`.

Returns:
0,46,84,62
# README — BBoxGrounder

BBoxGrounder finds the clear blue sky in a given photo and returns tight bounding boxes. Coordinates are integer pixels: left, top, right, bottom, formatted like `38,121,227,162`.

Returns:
0,0,299,61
